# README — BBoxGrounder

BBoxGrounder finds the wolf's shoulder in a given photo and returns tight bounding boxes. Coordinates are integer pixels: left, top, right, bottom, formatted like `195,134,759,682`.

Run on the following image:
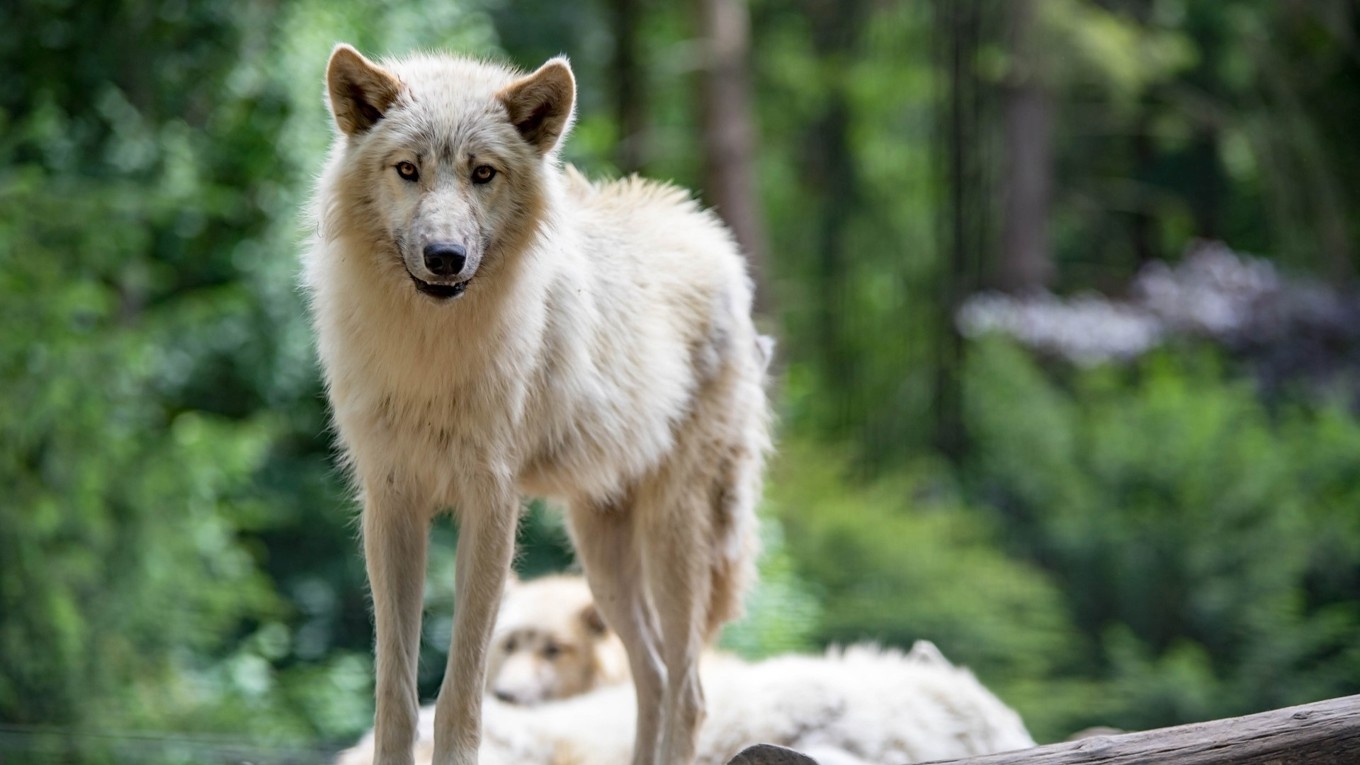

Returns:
562,165,709,220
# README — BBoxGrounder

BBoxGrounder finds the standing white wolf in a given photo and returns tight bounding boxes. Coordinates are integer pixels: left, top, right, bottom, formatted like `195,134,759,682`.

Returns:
302,43,770,765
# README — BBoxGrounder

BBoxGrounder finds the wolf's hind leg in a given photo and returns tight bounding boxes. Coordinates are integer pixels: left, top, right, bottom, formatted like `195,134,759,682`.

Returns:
569,498,667,765
637,478,712,765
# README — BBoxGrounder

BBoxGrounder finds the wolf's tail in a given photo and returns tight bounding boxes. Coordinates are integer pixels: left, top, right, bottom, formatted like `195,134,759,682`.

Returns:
703,334,775,639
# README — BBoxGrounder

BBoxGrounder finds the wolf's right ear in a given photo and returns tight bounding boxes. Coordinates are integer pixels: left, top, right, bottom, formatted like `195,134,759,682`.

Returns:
326,44,403,136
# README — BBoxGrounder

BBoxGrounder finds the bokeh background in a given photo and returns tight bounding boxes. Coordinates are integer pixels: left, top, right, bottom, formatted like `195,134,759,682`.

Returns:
3,0,1360,762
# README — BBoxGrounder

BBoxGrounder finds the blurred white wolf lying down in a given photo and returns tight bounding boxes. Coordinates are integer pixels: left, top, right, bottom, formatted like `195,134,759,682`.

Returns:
336,640,1035,765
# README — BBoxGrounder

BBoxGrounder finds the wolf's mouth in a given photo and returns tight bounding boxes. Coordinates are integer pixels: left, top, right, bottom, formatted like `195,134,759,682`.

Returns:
410,274,469,300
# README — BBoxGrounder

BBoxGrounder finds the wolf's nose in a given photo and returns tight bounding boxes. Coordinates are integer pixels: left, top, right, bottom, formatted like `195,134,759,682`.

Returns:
423,242,467,277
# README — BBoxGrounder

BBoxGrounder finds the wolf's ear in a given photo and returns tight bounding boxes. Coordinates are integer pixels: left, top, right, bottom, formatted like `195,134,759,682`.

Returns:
579,603,609,637
498,57,576,156
326,43,403,136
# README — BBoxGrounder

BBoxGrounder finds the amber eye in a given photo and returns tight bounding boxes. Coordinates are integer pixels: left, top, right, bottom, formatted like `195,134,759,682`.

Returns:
471,164,497,184
395,161,419,181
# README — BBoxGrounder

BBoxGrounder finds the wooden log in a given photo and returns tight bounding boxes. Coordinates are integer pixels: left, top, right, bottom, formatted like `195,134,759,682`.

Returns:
726,694,1360,765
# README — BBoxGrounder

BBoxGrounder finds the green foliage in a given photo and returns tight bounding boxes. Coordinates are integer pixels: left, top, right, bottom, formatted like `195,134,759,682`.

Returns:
756,0,941,460
0,0,499,757
766,437,1084,740
771,337,1360,741
0,145,307,760
1035,0,1196,107
964,338,1360,730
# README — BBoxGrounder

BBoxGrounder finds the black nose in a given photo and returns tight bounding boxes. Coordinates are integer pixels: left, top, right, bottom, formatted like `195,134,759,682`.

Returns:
423,242,467,277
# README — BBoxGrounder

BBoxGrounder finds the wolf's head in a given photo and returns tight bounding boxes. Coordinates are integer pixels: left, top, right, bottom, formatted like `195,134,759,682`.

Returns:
485,575,629,705
322,44,575,302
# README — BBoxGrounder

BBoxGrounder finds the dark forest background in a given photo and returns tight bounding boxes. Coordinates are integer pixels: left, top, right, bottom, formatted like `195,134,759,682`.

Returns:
3,0,1360,761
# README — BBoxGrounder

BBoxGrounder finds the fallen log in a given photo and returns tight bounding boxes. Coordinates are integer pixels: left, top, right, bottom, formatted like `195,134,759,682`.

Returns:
726,693,1360,765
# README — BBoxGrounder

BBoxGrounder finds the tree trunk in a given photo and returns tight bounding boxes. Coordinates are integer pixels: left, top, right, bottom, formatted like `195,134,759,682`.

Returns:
932,0,989,461
998,0,1054,293
798,0,868,428
697,0,770,314
1131,107,1159,268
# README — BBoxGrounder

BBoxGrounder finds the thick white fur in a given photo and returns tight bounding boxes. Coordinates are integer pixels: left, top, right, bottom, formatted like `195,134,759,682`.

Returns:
304,45,769,765
486,575,629,704
334,642,1037,765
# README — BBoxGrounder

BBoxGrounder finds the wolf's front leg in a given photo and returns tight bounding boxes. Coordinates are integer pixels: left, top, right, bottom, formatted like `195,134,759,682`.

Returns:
364,485,432,765
431,478,519,765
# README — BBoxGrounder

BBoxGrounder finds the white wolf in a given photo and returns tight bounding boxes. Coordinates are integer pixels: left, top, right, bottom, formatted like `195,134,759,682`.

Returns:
335,641,1037,765
303,43,770,765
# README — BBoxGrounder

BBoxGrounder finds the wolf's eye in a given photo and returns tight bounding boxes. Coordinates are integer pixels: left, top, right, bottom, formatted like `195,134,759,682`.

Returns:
395,161,419,182
471,165,497,184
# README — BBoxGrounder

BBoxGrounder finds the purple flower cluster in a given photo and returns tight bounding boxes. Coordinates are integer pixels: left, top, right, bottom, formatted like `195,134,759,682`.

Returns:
958,241,1360,397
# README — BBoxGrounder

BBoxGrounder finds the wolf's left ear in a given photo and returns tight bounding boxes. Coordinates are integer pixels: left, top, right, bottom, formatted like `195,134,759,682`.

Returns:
326,43,403,136
498,57,576,156
579,603,609,637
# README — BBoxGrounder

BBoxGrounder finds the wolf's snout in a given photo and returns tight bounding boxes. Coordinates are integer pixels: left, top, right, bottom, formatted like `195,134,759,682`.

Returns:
423,242,467,277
